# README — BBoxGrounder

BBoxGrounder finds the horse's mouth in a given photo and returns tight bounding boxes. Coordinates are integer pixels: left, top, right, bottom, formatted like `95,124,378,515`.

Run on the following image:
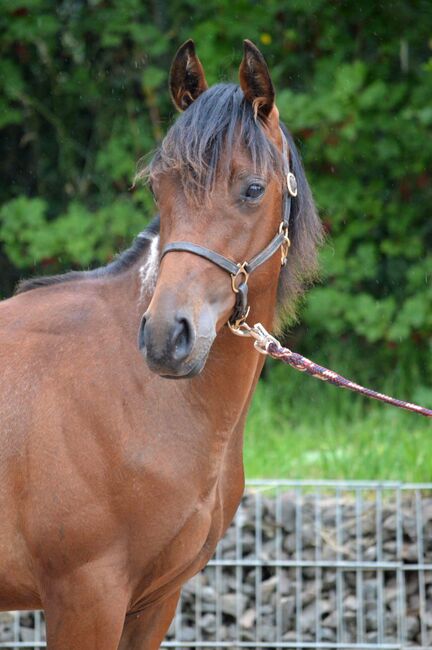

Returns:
160,366,203,380
153,352,209,380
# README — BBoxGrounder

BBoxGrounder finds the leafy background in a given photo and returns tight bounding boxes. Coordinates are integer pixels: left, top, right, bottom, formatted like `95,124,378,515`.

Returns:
1,0,431,477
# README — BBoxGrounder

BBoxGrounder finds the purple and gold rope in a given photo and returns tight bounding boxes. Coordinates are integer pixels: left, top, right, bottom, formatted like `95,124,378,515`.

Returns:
264,341,432,418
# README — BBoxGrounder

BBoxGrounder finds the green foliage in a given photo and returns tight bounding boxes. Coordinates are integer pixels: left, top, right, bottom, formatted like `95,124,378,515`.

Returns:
0,192,152,269
0,1,431,386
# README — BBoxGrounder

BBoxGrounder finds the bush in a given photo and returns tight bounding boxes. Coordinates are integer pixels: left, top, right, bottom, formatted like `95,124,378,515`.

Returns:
1,0,431,389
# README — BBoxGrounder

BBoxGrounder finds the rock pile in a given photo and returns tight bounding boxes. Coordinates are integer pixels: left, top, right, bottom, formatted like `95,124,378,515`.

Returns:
164,489,432,648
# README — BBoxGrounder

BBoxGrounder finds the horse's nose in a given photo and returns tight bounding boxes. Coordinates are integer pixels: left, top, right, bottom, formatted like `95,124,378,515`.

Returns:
138,312,196,375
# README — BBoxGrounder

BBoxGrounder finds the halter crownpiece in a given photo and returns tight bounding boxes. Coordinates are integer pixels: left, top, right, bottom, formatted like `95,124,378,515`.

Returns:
160,127,297,331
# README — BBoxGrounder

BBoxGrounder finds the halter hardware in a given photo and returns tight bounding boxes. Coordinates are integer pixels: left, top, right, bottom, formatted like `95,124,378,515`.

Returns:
231,262,249,293
228,306,251,333
287,172,298,197
279,222,291,267
159,128,296,333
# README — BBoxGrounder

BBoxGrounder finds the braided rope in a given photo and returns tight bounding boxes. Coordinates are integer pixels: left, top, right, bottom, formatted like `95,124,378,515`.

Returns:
263,340,432,418
232,323,432,418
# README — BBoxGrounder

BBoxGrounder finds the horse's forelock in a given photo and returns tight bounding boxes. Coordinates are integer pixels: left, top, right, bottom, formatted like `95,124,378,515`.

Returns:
137,83,280,202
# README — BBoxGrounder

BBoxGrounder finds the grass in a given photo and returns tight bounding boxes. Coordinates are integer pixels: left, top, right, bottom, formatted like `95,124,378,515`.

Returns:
244,352,432,482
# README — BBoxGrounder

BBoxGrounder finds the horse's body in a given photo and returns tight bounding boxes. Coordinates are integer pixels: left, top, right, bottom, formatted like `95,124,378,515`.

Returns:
0,250,250,645
0,41,322,648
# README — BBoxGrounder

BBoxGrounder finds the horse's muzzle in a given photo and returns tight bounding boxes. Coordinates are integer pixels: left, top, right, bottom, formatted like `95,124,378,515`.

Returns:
138,312,207,378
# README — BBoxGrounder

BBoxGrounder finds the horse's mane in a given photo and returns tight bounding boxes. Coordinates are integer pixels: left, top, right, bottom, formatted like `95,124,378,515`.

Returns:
276,123,324,324
15,217,160,295
17,82,323,323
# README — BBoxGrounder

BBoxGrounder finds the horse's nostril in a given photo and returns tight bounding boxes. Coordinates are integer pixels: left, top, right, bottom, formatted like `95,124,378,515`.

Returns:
138,315,147,351
172,317,193,362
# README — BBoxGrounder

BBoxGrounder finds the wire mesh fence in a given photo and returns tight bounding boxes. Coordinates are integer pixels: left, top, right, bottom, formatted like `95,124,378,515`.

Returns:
1,480,432,649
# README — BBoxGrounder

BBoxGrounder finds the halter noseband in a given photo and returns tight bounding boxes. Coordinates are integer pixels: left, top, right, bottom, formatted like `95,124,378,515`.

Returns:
159,129,297,331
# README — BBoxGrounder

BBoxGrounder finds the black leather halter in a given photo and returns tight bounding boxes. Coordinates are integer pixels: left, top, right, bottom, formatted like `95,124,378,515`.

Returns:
160,129,298,330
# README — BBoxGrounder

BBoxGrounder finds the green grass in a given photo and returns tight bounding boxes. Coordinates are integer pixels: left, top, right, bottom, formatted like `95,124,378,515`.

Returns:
244,355,432,482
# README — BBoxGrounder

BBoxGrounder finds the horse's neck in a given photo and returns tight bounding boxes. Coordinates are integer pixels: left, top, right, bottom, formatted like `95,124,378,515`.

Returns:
110,245,276,438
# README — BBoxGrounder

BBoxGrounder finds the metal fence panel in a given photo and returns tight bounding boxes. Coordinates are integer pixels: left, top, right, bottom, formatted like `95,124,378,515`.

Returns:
2,480,432,649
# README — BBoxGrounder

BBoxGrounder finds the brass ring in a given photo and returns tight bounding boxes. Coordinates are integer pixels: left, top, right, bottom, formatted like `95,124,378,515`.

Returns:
231,262,249,294
227,306,251,333
279,225,291,266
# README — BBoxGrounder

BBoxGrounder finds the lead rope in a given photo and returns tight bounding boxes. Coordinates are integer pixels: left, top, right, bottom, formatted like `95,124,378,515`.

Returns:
234,323,432,418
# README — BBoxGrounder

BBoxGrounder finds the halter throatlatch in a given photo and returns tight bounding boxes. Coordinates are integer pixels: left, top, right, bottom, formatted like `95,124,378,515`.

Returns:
160,128,297,331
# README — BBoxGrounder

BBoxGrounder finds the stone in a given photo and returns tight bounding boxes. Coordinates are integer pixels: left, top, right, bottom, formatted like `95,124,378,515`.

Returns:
405,615,420,640
300,602,316,632
280,494,296,533
280,596,295,632
201,585,216,602
344,595,358,611
180,625,195,642
261,575,278,603
0,622,13,643
239,608,255,629
19,626,35,642
198,613,216,632
402,514,417,540
320,626,336,641
259,624,276,642
220,593,247,618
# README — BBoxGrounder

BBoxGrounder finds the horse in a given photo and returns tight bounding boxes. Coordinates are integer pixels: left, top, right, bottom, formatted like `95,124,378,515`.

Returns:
0,40,323,649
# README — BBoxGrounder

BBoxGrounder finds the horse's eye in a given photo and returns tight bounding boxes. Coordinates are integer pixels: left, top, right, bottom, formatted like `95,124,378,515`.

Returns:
245,183,265,200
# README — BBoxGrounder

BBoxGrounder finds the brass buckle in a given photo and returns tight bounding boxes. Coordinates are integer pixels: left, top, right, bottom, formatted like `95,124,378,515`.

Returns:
278,223,291,266
231,262,249,293
227,306,251,335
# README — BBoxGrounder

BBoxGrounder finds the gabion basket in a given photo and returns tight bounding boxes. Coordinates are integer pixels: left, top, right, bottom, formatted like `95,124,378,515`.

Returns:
2,480,432,649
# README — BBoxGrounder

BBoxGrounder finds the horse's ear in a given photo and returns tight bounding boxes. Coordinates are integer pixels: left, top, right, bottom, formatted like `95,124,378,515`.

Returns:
239,39,275,120
169,40,208,112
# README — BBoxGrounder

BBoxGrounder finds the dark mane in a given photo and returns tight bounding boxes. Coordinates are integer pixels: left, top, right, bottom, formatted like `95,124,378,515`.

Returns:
276,124,324,324
15,217,160,294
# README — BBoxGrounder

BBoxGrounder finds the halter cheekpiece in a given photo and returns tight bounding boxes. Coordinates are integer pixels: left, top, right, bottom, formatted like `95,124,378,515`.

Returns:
160,128,297,331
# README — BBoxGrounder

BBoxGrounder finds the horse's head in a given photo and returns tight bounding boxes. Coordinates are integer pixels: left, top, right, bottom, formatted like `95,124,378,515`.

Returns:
138,40,322,378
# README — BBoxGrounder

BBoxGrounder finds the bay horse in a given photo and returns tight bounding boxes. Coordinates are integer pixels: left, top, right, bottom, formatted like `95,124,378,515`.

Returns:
0,40,322,648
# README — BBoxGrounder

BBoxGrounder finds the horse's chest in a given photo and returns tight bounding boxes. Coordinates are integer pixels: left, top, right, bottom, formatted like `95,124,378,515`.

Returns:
147,486,224,570
165,493,224,568
122,418,245,609
129,468,243,609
